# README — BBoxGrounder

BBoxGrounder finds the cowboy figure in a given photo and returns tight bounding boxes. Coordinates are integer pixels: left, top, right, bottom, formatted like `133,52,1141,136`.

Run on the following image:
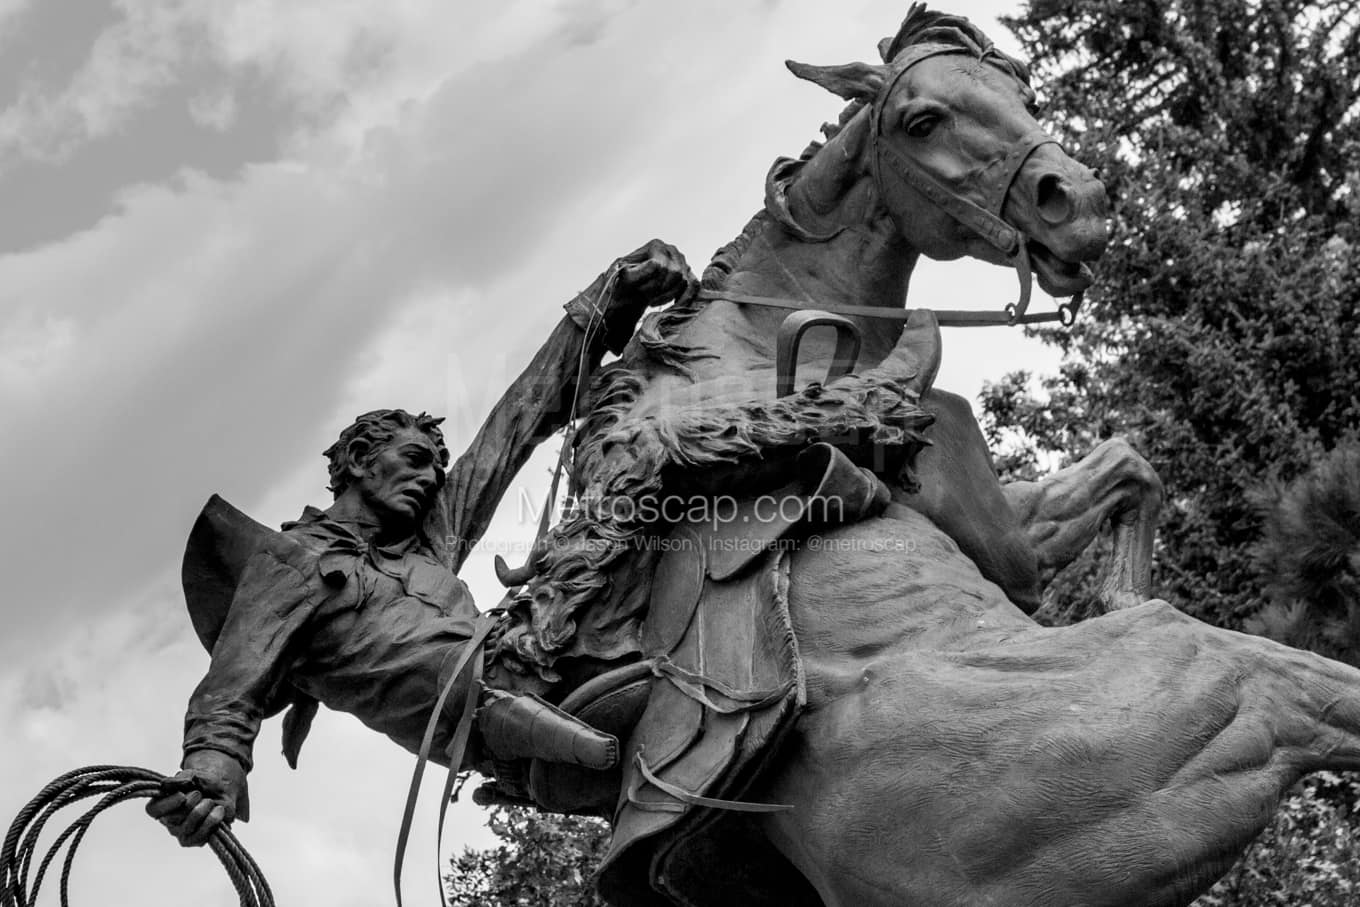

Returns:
147,240,697,845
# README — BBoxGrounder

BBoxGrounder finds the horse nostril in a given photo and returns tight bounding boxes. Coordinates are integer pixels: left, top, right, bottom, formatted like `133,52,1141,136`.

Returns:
1035,173,1073,225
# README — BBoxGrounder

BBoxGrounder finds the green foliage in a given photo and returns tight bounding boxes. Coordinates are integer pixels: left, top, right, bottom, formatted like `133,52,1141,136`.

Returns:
986,0,1360,630
1247,442,1360,663
446,806,609,907
1193,773,1360,906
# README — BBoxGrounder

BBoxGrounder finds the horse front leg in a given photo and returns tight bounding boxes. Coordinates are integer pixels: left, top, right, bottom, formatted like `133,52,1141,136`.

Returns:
1003,437,1164,612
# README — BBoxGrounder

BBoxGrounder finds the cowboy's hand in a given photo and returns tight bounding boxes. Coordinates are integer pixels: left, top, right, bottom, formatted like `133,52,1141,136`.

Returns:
145,750,246,847
610,239,700,311
565,239,699,353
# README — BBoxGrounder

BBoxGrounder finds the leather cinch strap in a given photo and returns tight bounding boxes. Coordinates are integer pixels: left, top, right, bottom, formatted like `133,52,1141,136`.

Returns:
393,610,500,907
652,657,793,715
630,751,794,814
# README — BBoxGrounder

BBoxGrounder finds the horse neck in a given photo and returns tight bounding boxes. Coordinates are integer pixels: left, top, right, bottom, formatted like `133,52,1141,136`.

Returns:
713,209,920,364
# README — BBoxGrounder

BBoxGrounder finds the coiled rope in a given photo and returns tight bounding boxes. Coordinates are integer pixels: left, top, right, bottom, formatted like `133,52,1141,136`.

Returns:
2,765,274,907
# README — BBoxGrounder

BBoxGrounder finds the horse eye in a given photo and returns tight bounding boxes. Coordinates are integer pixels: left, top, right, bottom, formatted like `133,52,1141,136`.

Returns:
904,113,941,139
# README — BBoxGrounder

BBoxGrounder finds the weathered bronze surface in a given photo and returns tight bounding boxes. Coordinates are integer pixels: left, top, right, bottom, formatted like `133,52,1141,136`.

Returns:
156,6,1360,907
148,239,698,847
480,7,1360,907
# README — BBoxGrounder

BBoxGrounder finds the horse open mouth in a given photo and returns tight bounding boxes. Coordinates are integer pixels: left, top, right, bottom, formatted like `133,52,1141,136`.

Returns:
1027,239,1094,296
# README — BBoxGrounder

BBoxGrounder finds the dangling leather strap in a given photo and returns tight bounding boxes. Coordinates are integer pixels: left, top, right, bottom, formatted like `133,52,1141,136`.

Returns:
434,647,484,907
393,610,500,907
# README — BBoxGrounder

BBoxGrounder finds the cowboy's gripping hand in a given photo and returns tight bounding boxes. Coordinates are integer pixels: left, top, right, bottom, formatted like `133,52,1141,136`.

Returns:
611,238,700,312
145,749,247,847
565,239,699,353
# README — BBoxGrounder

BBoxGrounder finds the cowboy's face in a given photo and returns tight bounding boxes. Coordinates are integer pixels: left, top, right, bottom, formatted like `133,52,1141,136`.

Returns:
354,428,442,527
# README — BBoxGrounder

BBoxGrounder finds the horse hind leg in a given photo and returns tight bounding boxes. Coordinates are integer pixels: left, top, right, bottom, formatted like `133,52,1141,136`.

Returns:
757,601,1360,907
1003,437,1164,612
1071,606,1360,904
1029,603,1360,904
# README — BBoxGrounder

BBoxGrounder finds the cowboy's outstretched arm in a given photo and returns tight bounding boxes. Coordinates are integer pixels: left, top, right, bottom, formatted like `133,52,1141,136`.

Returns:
147,548,320,845
443,239,696,570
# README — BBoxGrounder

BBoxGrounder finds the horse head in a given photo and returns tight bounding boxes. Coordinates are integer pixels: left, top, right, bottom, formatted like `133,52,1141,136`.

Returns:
782,5,1107,302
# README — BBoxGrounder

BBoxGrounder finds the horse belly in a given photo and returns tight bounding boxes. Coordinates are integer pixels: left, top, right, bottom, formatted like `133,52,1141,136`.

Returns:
786,505,1034,665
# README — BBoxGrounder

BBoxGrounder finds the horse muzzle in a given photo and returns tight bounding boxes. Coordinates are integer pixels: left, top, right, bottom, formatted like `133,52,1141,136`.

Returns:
1005,150,1110,294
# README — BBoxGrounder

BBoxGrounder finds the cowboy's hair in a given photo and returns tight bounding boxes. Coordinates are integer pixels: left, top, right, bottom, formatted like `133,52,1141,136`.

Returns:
323,409,450,498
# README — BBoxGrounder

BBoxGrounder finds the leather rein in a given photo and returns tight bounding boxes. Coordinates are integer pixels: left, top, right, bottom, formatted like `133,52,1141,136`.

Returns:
703,44,1084,329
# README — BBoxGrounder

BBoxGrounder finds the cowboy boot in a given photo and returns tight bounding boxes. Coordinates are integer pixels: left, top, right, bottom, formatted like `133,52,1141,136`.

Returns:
476,688,618,771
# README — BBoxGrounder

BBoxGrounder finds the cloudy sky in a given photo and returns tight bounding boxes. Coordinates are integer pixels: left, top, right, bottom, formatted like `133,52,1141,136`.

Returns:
0,1,1061,904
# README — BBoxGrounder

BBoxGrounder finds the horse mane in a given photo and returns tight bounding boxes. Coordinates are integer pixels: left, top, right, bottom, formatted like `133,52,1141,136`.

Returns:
702,210,768,290
881,4,1031,82
492,6,1022,683
499,364,934,682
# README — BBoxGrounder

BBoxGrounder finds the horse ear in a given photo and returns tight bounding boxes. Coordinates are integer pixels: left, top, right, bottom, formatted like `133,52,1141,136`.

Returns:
786,60,886,101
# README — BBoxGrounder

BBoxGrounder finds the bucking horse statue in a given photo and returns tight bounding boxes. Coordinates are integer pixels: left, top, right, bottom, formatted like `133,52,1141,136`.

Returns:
473,7,1360,907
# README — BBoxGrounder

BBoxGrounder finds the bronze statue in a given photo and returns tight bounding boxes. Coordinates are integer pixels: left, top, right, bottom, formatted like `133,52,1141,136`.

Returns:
459,8,1360,907
145,239,698,847
143,6,1360,907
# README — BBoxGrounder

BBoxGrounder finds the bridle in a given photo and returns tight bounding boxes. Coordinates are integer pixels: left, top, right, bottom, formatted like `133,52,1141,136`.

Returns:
870,44,1071,325
701,43,1084,329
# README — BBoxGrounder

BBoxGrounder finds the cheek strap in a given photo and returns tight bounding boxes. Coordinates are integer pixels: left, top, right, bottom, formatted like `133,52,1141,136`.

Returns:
873,128,1057,319
868,49,1060,320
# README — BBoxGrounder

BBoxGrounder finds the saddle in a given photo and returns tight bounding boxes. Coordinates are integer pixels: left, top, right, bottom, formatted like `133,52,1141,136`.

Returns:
524,442,890,906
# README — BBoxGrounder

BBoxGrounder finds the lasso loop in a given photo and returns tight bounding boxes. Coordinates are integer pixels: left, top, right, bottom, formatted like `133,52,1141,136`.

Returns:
2,765,275,907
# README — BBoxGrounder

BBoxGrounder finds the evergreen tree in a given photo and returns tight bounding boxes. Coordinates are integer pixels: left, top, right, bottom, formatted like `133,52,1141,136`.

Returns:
985,0,1360,629
1249,441,1360,663
447,806,608,906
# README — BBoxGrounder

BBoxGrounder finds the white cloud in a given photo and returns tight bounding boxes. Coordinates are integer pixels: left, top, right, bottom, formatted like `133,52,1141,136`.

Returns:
0,0,30,43
0,309,76,394
187,87,237,131
0,0,595,173
0,0,186,166
0,5,701,650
